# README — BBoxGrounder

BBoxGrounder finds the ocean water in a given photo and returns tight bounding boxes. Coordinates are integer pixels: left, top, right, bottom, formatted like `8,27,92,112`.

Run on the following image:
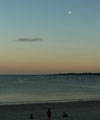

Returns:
0,75,100,105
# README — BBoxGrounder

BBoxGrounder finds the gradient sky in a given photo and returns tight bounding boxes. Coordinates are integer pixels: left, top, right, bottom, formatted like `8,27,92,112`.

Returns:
0,0,100,74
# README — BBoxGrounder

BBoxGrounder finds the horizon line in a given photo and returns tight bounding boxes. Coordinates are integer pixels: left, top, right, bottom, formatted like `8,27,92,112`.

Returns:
0,72,100,76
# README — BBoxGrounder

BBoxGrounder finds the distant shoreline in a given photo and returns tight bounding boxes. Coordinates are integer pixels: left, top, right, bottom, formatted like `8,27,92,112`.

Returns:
49,73,100,76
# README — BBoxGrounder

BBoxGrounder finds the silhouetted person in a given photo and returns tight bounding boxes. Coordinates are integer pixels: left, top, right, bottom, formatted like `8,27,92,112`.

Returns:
30,113,34,120
63,112,68,118
47,108,51,120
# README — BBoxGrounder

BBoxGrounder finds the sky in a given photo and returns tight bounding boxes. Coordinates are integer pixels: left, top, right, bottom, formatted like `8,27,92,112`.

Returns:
0,0,100,74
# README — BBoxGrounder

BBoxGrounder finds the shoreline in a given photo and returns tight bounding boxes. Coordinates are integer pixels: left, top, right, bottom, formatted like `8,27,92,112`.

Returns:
0,99,100,107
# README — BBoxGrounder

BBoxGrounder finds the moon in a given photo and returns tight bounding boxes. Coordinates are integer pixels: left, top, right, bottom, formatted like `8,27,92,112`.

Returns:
68,10,72,15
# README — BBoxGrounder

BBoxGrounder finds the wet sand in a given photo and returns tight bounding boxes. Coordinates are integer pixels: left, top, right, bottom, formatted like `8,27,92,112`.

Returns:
0,100,100,120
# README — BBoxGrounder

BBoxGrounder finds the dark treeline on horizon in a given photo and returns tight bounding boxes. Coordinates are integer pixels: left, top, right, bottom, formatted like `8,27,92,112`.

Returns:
49,73,100,76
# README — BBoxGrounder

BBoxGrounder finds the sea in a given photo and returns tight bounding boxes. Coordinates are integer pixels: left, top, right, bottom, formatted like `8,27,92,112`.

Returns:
0,75,100,105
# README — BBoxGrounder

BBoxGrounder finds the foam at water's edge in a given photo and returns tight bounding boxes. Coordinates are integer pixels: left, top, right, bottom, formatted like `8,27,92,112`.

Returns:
0,98,100,106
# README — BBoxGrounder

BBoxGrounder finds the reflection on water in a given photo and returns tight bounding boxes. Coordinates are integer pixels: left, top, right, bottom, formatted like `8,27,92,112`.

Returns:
0,75,100,104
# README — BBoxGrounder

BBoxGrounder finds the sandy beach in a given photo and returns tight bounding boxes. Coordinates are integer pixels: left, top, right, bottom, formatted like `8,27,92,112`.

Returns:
0,100,100,120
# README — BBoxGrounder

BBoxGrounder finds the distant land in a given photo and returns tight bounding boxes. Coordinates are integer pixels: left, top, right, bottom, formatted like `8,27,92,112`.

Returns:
48,73,100,76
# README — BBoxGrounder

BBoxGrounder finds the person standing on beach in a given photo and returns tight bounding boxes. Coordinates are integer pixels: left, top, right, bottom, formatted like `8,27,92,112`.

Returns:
47,108,51,120
30,113,34,120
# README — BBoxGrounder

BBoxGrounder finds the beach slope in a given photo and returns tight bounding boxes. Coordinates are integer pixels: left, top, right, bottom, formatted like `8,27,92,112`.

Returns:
0,100,100,120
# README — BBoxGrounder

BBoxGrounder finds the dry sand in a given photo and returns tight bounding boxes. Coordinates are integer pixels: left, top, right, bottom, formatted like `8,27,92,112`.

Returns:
0,100,100,120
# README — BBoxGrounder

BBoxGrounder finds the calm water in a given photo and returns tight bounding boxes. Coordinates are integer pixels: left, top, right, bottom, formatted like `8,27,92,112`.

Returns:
0,75,100,105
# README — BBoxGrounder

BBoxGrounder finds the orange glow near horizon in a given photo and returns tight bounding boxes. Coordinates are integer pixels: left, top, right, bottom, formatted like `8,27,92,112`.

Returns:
0,56,100,74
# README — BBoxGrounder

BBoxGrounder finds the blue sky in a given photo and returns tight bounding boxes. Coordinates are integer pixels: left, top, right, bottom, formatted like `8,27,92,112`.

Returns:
0,0,100,74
